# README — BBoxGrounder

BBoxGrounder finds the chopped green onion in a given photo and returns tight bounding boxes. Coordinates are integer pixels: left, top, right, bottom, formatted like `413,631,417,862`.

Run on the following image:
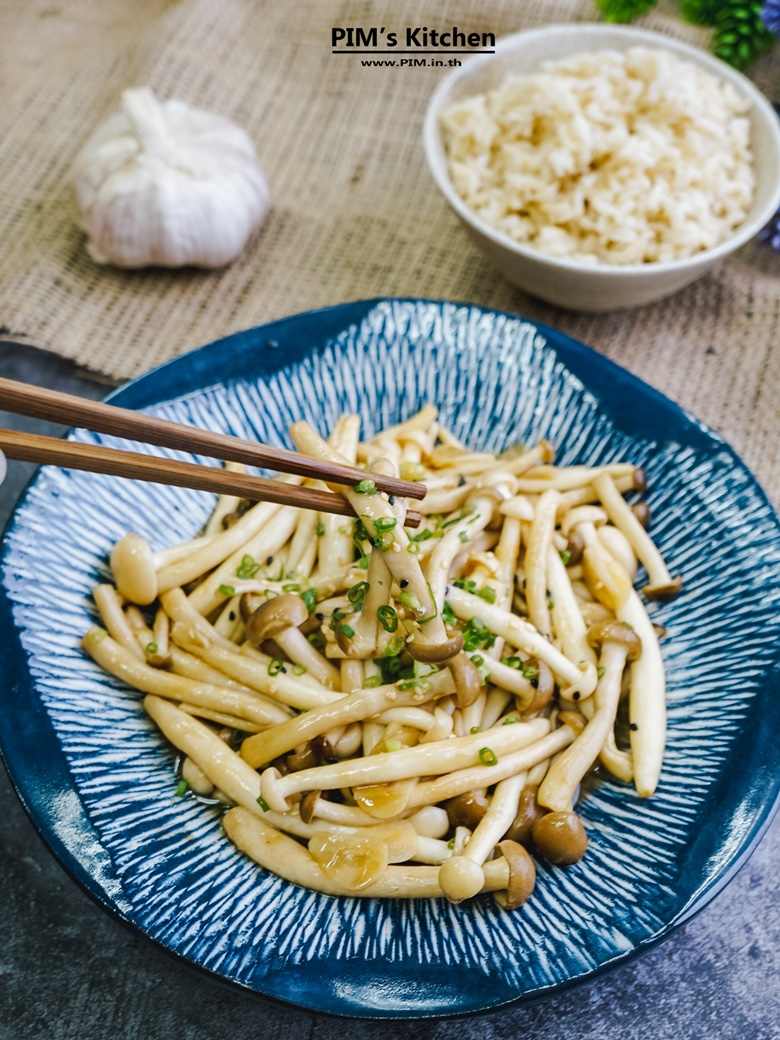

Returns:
236,554,261,579
384,738,403,752
458,530,469,544
479,747,498,766
470,654,484,667
399,589,422,613
397,677,431,692
447,837,456,849
377,605,398,632
406,543,420,555
363,675,382,688
347,581,370,608
307,631,325,651
316,521,326,537
218,584,236,597
477,585,496,604
145,642,159,655
339,624,356,639
453,578,477,592
90,628,108,642
442,602,456,625
522,664,539,681
411,528,434,543
292,664,307,676
597,665,606,679
502,716,519,725
385,634,405,657
560,548,571,565
256,795,270,812
175,780,189,797
282,582,301,593
501,656,523,670
268,658,285,676
301,588,317,613
354,478,378,495
373,516,397,533
470,725,480,734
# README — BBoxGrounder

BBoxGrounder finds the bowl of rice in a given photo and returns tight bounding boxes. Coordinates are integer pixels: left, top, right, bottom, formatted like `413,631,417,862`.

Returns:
423,24,780,311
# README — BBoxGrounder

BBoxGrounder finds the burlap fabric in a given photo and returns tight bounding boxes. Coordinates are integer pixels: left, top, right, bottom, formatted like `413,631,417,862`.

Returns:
0,0,778,500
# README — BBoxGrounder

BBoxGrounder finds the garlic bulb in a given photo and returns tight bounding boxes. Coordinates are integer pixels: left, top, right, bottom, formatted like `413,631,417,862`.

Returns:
72,88,270,269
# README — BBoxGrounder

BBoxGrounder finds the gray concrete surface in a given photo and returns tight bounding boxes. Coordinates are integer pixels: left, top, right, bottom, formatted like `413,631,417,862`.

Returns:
1,343,778,1040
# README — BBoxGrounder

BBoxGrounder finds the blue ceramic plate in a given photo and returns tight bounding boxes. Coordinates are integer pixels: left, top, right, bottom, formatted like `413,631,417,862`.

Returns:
2,299,780,1019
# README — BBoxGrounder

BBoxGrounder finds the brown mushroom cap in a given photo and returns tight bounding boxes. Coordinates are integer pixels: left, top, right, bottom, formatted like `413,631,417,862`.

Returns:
406,628,463,664
631,501,651,530
496,839,536,909
505,785,546,845
523,658,555,715
447,652,483,709
586,620,642,662
443,790,489,831
532,811,588,865
565,529,585,566
245,594,309,645
299,789,321,825
632,467,648,493
644,576,683,601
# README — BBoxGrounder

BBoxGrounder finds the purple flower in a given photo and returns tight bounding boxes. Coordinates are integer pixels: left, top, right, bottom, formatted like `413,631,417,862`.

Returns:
762,1,780,35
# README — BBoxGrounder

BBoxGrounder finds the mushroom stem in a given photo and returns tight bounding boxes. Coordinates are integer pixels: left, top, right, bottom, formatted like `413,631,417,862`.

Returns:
446,586,597,698
617,590,666,797
92,584,144,659
84,634,290,726
514,463,635,494
425,493,497,609
538,627,638,812
524,489,560,638
259,717,551,812
240,670,454,768
546,546,596,668
171,621,340,710
593,472,681,600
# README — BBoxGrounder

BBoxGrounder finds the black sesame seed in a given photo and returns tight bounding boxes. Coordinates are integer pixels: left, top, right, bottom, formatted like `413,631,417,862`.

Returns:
280,666,287,673
629,723,638,731
458,475,466,487
228,611,236,621
389,495,395,505
400,579,409,588
531,678,539,689
266,556,273,566
572,691,580,700
315,612,325,621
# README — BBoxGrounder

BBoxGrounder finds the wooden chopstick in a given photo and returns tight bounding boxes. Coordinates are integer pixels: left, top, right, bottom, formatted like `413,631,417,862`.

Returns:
0,429,423,528
0,378,426,501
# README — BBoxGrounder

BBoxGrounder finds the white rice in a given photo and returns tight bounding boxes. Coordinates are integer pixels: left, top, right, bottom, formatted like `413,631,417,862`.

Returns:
440,46,755,266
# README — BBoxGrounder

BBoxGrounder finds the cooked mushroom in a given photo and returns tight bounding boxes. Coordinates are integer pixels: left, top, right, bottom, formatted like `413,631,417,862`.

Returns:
505,785,546,845
538,620,641,813
523,488,561,639
439,769,529,903
593,472,681,601
245,593,340,688
494,840,536,909
616,590,667,798
532,810,588,865
447,652,483,709
84,634,290,727
443,790,489,830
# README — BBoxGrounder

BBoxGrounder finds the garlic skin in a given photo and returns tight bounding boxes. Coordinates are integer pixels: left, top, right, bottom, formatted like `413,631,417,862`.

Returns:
72,88,270,269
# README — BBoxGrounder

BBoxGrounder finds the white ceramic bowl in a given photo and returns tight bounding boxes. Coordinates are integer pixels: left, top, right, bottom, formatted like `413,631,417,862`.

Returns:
424,23,780,311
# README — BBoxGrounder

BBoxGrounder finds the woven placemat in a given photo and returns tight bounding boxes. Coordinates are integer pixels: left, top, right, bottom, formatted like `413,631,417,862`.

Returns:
1,0,778,501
